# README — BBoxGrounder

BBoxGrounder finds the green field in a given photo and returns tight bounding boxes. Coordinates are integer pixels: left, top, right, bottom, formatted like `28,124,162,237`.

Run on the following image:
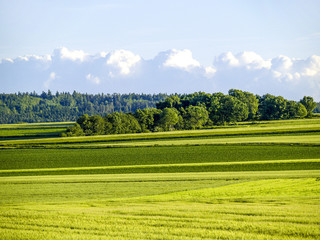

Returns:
0,122,73,139
0,119,319,239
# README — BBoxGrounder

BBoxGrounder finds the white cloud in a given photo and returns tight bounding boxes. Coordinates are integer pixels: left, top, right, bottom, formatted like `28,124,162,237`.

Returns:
27,55,52,62
163,49,200,71
54,47,88,62
86,73,100,84
271,55,293,71
17,56,29,62
212,51,320,100
0,47,319,101
204,66,216,78
215,52,239,67
99,51,108,58
301,55,320,77
1,55,51,64
106,50,141,75
237,51,271,70
1,58,14,63
272,71,282,79
215,51,271,70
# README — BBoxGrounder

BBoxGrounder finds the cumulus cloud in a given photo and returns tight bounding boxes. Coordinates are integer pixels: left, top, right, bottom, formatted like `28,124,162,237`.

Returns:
214,51,271,70
0,47,319,101
213,52,320,100
237,52,271,70
53,47,88,62
163,49,201,71
204,66,216,78
302,55,320,77
215,52,240,67
106,50,141,76
271,55,293,71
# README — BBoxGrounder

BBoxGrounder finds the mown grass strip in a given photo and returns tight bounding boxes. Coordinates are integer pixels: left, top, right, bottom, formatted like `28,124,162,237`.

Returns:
79,134,320,148
1,170,320,183
1,159,319,173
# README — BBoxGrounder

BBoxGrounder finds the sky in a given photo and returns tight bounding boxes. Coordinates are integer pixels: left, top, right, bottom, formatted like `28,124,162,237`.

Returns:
1,0,320,100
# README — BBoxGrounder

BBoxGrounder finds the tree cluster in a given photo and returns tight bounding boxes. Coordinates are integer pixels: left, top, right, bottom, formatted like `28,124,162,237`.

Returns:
0,91,168,124
64,90,317,136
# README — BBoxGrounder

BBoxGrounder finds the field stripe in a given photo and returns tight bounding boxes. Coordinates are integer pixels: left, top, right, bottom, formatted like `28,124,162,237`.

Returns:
0,159,319,174
1,123,320,146
1,170,320,183
94,135,320,147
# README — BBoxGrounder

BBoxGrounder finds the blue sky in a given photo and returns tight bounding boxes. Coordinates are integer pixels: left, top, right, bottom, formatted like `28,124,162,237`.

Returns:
1,0,319,64
0,0,320,100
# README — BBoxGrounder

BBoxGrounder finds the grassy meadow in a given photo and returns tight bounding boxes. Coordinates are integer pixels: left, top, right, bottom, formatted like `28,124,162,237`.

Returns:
0,119,319,239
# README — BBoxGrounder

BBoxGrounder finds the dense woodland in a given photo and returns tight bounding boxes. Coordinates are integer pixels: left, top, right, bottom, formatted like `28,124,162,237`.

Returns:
0,91,168,124
0,90,318,134
64,89,318,136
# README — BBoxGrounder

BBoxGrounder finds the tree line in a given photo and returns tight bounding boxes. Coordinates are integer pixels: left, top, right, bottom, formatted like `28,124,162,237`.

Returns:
64,89,317,136
0,91,168,124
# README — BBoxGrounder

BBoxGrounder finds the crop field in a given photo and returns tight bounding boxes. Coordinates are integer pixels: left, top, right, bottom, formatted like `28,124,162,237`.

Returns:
0,118,319,239
0,122,73,139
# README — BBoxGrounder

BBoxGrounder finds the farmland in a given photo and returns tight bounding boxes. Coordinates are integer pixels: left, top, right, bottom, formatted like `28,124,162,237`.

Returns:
0,122,73,139
0,118,320,239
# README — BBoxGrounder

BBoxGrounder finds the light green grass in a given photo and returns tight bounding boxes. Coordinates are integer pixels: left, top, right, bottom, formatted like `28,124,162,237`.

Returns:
88,134,320,148
0,171,319,204
0,175,319,240
143,178,320,203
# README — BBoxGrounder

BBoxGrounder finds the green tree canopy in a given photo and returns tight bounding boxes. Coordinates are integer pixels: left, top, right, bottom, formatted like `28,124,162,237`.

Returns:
104,112,141,134
134,108,162,132
158,108,180,131
258,94,287,120
156,95,181,110
295,103,308,118
300,96,317,117
228,89,259,120
184,105,209,129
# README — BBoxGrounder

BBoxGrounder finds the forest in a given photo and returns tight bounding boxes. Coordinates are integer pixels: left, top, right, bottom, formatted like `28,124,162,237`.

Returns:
64,89,318,136
0,91,168,124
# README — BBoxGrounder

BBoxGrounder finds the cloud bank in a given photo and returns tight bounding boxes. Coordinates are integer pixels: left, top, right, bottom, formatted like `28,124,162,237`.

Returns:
1,47,319,101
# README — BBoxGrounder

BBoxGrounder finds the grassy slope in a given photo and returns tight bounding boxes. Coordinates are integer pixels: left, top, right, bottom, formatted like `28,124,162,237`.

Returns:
0,119,319,239
0,174,319,240
1,171,319,205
